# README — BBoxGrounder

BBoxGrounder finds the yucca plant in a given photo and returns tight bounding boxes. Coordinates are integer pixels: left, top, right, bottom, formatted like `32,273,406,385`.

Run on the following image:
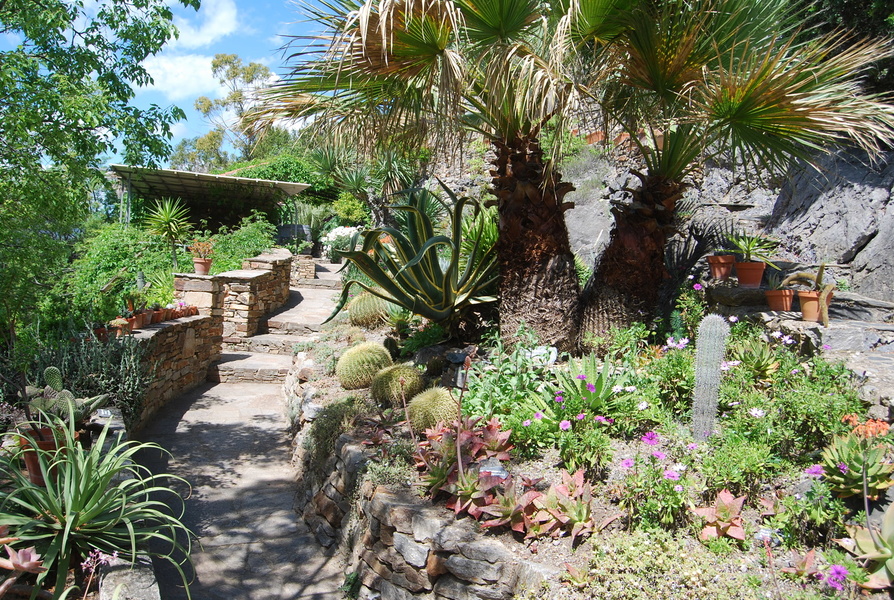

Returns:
330,182,498,332
143,197,193,271
0,412,194,597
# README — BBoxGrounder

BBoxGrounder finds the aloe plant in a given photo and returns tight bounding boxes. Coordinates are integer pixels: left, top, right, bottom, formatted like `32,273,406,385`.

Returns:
329,181,498,330
840,499,894,589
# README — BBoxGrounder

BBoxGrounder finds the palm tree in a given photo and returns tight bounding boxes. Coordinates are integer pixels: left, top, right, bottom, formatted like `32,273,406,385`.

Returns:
250,0,894,350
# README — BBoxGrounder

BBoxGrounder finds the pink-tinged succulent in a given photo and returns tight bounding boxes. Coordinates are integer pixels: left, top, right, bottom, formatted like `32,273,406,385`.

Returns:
1,545,47,574
780,549,820,579
692,489,746,541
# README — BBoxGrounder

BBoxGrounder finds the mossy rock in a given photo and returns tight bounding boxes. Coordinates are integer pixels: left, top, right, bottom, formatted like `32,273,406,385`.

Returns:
347,291,390,328
335,342,394,390
370,363,427,409
408,387,457,432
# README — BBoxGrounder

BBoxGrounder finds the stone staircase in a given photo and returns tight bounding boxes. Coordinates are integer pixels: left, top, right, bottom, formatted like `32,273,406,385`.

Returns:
214,259,341,383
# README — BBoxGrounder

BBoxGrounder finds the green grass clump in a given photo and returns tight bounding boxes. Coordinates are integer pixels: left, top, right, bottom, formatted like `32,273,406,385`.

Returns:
370,363,427,409
408,387,457,432
335,342,393,389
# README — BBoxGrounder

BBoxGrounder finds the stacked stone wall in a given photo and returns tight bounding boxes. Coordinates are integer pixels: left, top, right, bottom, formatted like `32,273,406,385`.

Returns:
130,314,222,432
293,255,316,280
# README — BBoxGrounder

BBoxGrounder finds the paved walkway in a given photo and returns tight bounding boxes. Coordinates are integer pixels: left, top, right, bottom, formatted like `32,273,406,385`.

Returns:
137,260,344,600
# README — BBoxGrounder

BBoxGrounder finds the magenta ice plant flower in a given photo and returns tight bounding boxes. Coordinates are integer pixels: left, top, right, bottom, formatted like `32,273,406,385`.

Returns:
651,451,667,460
663,469,681,480
687,443,699,450
586,383,596,393
838,463,849,474
559,420,571,431
522,419,532,427
533,412,544,420
576,374,587,380
620,458,634,469
641,431,659,445
693,283,703,291
576,413,586,420
554,395,564,403
804,464,824,477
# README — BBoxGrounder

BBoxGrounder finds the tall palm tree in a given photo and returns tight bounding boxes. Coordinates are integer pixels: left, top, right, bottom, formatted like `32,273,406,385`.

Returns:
250,0,894,350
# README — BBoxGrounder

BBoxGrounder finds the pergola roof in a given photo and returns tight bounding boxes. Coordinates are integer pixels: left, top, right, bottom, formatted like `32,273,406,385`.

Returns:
109,164,310,202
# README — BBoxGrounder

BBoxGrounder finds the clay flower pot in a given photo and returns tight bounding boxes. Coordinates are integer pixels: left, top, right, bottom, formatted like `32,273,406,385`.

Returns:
765,289,794,311
734,261,766,288
798,290,834,322
707,255,735,281
19,428,79,487
193,258,213,275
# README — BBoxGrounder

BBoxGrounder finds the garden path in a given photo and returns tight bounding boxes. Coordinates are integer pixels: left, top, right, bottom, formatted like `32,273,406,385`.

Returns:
138,260,344,599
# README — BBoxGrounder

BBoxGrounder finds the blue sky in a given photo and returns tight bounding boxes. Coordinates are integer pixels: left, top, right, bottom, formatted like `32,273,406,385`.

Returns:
135,0,319,159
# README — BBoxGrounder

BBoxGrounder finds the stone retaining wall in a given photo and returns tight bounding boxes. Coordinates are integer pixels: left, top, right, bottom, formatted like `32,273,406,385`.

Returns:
130,315,222,432
293,254,316,280
174,249,292,341
286,362,556,600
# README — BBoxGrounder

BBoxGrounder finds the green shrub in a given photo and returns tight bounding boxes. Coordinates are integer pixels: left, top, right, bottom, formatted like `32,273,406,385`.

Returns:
0,417,193,595
700,433,776,496
306,397,362,478
202,212,278,273
370,363,427,409
335,342,393,389
408,387,457,432
333,190,371,225
559,427,613,479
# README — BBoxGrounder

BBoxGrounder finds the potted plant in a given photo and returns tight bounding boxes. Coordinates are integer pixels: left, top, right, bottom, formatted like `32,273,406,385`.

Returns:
16,367,109,485
782,263,834,326
109,316,130,337
189,238,215,275
764,272,794,311
150,302,164,324
726,232,779,288
707,253,735,281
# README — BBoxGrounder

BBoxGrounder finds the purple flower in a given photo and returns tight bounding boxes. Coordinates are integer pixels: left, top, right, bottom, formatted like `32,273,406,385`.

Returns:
576,374,587,380
687,443,699,451
641,431,659,446
576,413,586,420
771,330,783,339
652,451,667,460
555,395,564,403
522,419,532,427
559,420,571,431
790,368,800,375
838,463,849,474
781,335,794,345
611,385,623,393
594,415,610,424
720,360,742,371
728,316,738,323
533,412,544,420
804,464,825,477
825,564,849,591
822,344,831,350
620,458,634,469
586,383,596,393
663,469,681,480
693,283,703,291
749,408,766,418
625,385,637,393
673,484,684,492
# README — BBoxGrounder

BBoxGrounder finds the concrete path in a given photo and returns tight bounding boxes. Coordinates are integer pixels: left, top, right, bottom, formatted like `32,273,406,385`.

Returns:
138,382,343,600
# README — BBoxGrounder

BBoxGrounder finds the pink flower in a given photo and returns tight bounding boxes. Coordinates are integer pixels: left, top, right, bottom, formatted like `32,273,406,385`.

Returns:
620,458,634,469
559,420,571,431
554,395,564,403
673,484,684,492
576,374,587,380
804,464,824,477
576,413,586,420
533,412,544,420
728,316,738,323
686,443,699,450
652,451,667,460
594,415,610,424
4,546,47,574
586,383,596,393
663,470,681,481
641,431,659,446
693,283,703,291
522,419,532,427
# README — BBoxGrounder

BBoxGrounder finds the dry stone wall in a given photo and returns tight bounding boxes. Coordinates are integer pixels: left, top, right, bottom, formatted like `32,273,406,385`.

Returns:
293,255,316,280
129,314,222,432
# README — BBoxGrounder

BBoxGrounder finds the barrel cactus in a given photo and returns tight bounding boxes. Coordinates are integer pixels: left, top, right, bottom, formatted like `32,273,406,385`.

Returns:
335,342,393,390
347,291,390,328
370,363,428,409
691,314,730,441
408,387,457,432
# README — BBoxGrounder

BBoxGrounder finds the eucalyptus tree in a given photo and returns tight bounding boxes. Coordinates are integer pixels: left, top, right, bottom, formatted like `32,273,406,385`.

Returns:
251,0,894,351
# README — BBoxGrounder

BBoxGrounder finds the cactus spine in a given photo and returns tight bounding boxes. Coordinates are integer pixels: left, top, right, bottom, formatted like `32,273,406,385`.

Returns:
335,342,394,389
691,315,731,441
408,387,457,432
370,363,427,409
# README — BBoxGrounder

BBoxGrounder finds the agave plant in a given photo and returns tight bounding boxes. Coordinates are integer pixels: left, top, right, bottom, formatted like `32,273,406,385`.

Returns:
0,413,194,596
840,499,894,589
330,181,498,331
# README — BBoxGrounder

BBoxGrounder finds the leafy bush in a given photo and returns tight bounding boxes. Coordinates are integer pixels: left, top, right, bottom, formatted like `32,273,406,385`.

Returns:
200,212,278,273
332,190,371,225
305,397,362,478
0,417,193,594
700,432,777,496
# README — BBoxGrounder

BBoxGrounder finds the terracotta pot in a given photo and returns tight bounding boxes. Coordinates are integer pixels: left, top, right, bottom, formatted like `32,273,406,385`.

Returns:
735,261,766,288
798,290,834,322
126,316,139,331
139,312,153,328
163,308,172,321
19,428,79,487
707,255,735,281
765,289,794,311
152,310,164,324
92,327,109,343
193,258,213,275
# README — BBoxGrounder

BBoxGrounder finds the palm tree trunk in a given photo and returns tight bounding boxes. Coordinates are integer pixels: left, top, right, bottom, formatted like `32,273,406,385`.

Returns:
579,173,684,338
491,137,580,352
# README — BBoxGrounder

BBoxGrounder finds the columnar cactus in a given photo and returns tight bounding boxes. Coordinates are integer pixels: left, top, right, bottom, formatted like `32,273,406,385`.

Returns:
370,363,428,408
408,387,458,432
691,315,730,441
335,342,394,390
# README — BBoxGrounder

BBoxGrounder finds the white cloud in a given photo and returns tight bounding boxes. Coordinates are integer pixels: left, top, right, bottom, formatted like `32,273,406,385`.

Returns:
170,0,239,49
141,54,221,101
